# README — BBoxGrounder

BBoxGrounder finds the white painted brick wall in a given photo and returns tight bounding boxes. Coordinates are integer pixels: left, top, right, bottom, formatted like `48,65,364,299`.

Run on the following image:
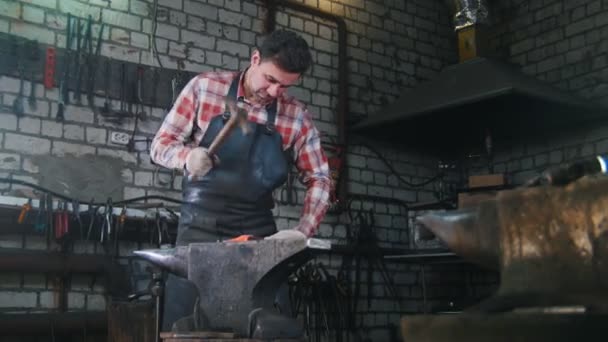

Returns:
181,29,215,49
87,294,106,310
68,292,86,309
184,1,218,21
0,291,37,308
52,141,95,157
22,5,45,24
4,133,51,154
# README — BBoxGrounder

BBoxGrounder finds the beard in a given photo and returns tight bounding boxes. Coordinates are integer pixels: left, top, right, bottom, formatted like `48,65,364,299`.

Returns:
252,90,272,105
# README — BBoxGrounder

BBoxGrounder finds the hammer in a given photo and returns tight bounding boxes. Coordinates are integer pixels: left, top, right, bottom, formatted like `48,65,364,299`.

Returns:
190,98,250,178
208,98,250,156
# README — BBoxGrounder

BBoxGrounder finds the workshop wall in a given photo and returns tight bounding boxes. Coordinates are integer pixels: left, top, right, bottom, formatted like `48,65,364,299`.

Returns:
468,0,608,183
0,0,500,341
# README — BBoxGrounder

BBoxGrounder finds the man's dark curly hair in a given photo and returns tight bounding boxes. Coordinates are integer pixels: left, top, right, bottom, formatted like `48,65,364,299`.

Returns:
258,30,312,74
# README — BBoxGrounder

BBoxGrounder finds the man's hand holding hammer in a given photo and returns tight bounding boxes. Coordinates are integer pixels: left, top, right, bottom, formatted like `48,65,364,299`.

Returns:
186,98,249,178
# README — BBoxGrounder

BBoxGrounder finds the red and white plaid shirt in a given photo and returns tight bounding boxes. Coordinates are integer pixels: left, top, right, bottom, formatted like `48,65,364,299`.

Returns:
151,71,332,237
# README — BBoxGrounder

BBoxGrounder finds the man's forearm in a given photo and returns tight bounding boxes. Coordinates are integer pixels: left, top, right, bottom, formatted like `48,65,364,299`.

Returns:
295,175,332,237
150,134,192,170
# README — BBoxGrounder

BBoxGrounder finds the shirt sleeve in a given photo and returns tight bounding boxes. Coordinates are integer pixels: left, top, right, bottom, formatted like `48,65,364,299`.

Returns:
150,76,200,169
292,110,333,237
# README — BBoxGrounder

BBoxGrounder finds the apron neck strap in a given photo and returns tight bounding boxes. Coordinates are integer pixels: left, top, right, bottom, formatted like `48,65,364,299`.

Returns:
225,73,278,132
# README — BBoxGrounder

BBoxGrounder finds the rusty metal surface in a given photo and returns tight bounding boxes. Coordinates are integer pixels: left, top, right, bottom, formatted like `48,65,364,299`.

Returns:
136,238,330,337
160,331,304,341
162,339,303,342
108,300,156,342
401,313,607,342
418,175,608,311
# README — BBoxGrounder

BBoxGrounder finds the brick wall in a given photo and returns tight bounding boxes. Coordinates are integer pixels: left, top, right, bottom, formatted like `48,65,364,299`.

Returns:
471,0,608,182
9,0,603,340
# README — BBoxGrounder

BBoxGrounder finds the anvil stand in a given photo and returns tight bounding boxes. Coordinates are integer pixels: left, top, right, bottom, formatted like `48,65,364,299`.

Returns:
128,267,165,342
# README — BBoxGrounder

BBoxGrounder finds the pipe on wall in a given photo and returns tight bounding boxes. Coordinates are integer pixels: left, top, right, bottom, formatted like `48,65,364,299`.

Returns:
262,0,349,208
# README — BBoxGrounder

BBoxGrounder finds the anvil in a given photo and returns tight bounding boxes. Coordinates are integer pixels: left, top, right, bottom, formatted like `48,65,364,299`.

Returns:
403,176,608,342
134,238,330,337
418,175,608,312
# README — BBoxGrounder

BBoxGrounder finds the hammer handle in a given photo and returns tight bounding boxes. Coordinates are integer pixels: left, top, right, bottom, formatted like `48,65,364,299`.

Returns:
207,114,239,156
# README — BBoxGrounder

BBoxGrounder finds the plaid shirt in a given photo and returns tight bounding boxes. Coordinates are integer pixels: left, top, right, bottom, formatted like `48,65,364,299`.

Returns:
151,71,332,237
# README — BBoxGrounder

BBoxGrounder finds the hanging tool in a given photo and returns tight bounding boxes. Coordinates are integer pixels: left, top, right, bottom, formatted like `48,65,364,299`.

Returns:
100,58,112,115
101,198,113,249
278,170,298,206
46,194,54,247
56,14,73,121
54,201,69,240
12,62,25,116
85,198,97,241
151,67,159,112
115,206,127,257
73,16,89,104
34,194,48,233
135,65,146,120
166,73,179,111
87,22,104,109
17,199,32,224
154,209,162,247
128,66,146,152
118,62,129,116
26,40,40,110
72,199,83,239
28,69,37,110
44,47,56,89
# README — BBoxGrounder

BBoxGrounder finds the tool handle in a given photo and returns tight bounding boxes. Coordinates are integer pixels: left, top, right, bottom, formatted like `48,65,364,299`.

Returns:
207,114,239,156
56,102,65,121
18,204,30,224
44,48,56,89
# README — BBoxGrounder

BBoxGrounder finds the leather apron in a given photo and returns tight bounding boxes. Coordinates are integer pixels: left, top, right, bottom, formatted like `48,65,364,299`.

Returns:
177,74,291,244
163,74,291,331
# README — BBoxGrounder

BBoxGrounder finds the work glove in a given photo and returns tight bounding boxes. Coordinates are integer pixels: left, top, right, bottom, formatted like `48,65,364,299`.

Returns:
185,147,217,177
264,229,307,241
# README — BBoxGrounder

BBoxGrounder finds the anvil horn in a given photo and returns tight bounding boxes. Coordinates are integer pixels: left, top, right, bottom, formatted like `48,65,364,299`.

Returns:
133,246,188,277
417,204,500,270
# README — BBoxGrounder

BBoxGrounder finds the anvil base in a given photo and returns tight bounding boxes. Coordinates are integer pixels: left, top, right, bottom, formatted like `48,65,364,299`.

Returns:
161,331,305,342
401,313,606,342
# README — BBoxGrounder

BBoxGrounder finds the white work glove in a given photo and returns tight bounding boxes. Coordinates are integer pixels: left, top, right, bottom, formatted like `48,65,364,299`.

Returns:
185,147,217,177
264,229,307,241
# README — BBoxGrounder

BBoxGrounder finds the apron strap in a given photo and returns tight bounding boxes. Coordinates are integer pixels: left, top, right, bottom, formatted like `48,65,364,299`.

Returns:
224,73,278,133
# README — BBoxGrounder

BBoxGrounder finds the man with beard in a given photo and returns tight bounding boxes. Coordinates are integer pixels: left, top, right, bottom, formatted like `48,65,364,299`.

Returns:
150,30,332,331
